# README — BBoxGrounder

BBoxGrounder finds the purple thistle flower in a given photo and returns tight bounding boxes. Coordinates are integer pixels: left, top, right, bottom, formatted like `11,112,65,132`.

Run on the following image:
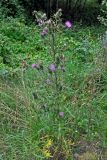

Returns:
59,112,64,117
32,63,39,69
49,64,56,72
44,27,48,33
41,31,47,36
65,21,72,28
41,27,48,37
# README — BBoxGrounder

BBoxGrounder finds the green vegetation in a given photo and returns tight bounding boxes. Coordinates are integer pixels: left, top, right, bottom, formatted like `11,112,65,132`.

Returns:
0,18,50,76
0,16,107,159
0,0,103,24
0,1,107,159
98,0,107,26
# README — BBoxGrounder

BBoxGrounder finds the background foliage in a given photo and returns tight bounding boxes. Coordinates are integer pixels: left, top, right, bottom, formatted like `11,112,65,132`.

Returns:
98,0,107,26
0,0,104,23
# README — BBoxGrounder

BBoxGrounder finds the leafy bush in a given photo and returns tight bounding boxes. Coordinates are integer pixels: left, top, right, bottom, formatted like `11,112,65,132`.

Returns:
98,0,107,26
0,0,25,19
0,18,51,76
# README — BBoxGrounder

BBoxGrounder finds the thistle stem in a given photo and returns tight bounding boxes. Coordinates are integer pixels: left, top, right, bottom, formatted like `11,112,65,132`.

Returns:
51,28,58,90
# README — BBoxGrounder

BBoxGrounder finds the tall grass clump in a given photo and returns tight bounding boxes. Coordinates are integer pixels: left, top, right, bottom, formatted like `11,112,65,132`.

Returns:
0,10,107,159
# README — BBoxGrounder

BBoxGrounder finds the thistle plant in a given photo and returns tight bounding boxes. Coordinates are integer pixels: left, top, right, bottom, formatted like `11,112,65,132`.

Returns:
33,9,72,92
32,9,72,118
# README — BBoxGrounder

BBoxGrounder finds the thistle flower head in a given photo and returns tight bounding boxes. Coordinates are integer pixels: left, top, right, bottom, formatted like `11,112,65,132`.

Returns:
41,27,48,37
32,63,39,68
49,64,56,72
65,21,72,28
59,112,64,117
41,31,47,36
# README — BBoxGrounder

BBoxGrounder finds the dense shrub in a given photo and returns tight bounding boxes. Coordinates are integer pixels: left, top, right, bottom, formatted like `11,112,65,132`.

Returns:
0,0,25,19
98,0,107,26
0,18,50,76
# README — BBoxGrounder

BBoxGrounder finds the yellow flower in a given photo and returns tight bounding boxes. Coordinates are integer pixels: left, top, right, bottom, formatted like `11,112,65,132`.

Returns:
43,150,52,158
45,139,53,148
42,139,53,158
